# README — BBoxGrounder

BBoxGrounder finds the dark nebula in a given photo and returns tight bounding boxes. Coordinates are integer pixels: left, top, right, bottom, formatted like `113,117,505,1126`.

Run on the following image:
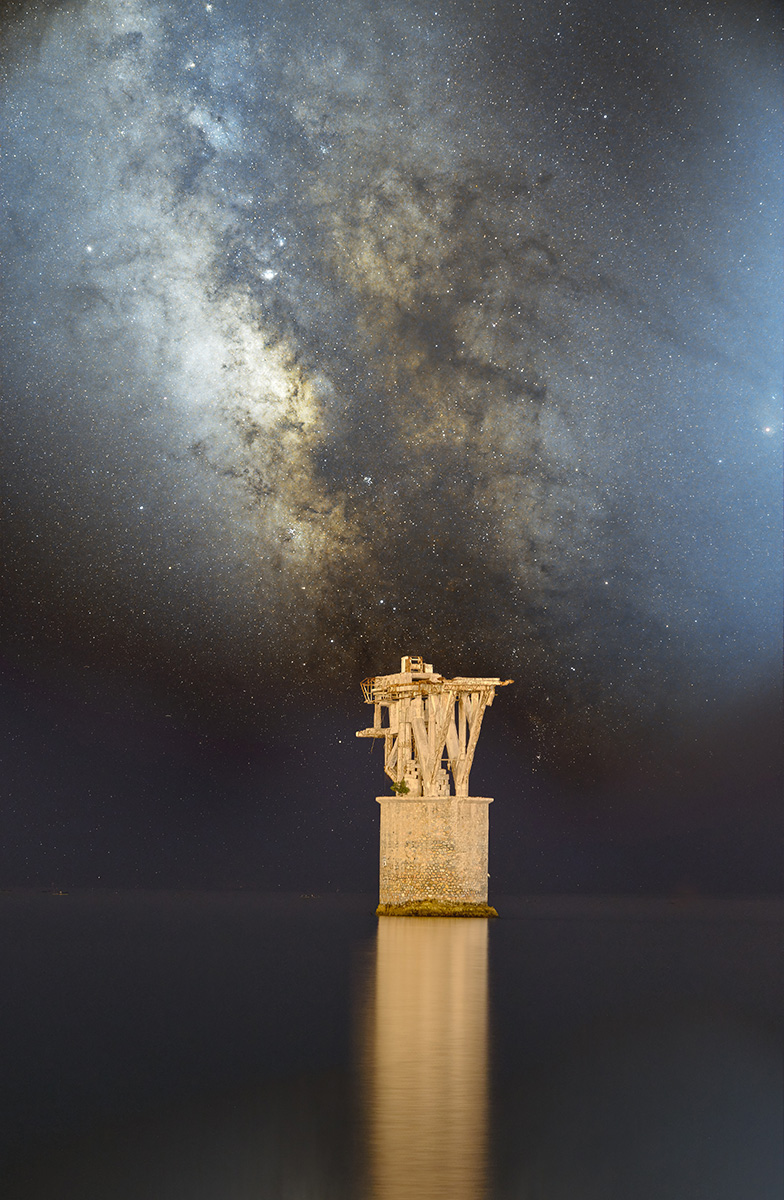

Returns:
1,0,781,890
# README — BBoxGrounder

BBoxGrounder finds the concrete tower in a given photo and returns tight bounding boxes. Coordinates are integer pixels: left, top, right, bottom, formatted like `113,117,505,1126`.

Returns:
357,655,512,916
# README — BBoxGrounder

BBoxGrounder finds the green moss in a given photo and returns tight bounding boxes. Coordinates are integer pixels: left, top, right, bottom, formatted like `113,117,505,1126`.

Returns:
376,900,498,918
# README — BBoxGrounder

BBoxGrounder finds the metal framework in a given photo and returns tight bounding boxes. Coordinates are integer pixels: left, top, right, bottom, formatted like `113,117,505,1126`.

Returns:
357,655,512,797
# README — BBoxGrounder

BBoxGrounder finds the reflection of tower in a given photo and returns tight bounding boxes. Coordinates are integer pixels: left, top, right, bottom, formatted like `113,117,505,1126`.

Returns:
364,917,489,1200
357,655,511,916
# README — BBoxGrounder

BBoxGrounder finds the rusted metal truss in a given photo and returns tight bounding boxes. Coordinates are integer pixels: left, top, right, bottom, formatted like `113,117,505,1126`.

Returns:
357,659,512,797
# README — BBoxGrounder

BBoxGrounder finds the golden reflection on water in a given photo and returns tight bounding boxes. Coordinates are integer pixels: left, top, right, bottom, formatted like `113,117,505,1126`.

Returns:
365,917,489,1200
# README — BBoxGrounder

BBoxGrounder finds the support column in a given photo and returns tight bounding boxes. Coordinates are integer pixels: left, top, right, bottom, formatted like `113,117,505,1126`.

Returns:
376,795,496,917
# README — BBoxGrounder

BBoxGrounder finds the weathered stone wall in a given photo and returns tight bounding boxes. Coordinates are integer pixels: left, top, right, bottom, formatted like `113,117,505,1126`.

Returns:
376,797,492,905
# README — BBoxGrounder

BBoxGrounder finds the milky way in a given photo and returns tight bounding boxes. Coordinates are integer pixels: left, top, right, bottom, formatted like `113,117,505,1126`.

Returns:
2,0,781,772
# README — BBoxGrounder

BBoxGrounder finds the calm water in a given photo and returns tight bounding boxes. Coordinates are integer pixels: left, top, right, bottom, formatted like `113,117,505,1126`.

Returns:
1,892,782,1198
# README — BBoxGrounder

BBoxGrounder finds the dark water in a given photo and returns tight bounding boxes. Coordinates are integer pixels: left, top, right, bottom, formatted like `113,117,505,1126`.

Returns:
1,892,781,1198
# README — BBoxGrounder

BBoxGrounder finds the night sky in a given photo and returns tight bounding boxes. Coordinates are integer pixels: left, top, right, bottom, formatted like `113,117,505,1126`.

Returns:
2,0,781,893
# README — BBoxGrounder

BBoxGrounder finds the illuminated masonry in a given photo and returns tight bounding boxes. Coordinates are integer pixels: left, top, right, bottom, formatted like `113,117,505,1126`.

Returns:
357,655,511,916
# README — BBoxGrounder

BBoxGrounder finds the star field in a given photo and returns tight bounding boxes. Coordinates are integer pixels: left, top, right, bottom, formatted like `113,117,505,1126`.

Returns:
1,0,781,886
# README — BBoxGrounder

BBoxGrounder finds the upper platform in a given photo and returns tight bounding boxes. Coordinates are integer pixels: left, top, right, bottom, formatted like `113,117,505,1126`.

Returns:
361,654,512,704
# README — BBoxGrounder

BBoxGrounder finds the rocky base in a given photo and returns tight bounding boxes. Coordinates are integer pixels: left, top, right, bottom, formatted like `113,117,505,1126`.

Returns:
375,899,498,918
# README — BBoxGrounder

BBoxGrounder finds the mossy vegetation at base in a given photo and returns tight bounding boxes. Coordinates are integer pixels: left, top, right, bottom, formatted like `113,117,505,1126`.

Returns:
376,900,498,918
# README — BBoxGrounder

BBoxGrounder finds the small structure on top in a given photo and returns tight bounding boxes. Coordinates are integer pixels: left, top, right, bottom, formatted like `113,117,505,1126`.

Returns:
357,655,512,916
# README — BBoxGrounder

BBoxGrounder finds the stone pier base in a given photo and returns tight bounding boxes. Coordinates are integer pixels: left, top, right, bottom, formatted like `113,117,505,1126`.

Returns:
376,796,494,915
